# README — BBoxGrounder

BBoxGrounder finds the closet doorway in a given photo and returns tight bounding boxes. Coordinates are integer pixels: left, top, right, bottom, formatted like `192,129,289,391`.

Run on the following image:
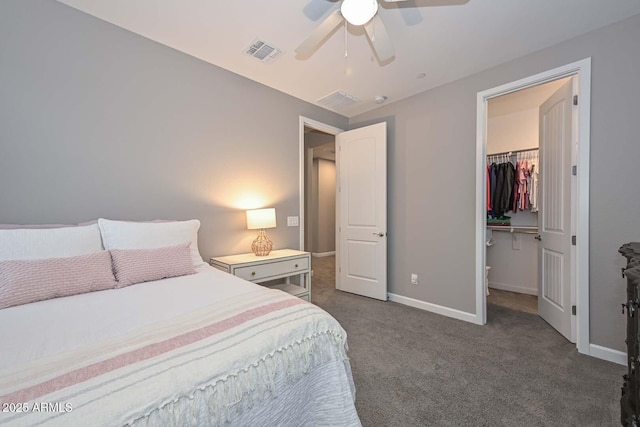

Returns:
475,59,592,355
485,77,570,318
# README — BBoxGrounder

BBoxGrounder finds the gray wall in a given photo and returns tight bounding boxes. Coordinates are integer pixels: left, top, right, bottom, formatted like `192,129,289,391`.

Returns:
0,0,347,260
2,1,638,352
350,13,640,351
313,158,336,254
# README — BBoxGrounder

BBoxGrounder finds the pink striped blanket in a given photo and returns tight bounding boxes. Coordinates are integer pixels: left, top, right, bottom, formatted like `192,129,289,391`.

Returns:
0,281,357,426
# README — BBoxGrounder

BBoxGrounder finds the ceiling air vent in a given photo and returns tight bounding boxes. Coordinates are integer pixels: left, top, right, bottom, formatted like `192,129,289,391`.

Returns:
317,90,359,110
244,39,282,62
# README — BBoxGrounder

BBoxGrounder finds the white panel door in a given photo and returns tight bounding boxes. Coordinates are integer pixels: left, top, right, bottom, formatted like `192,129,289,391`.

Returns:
538,79,575,342
337,122,387,300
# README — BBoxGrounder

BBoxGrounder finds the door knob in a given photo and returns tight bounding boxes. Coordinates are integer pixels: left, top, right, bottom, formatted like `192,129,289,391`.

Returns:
373,232,385,237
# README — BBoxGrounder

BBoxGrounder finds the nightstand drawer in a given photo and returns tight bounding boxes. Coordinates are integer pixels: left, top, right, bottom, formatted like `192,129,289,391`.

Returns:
234,256,309,282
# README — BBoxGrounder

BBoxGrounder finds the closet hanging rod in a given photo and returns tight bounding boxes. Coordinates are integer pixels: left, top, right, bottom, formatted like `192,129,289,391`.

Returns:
487,226,539,235
487,147,539,157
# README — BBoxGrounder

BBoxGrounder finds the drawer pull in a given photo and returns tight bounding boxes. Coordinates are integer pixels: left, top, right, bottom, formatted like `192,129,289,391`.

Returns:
251,272,256,276
295,264,299,268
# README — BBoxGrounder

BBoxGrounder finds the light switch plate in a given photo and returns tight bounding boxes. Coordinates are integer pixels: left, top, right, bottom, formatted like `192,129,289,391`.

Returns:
287,216,299,227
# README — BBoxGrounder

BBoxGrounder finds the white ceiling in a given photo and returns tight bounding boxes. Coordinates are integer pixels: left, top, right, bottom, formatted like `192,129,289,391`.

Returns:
56,0,640,118
488,77,570,118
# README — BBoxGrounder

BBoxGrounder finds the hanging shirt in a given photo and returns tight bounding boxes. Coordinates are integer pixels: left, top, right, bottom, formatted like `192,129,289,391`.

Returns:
493,163,506,217
515,159,529,211
504,161,516,215
490,163,498,214
530,157,539,212
512,160,521,213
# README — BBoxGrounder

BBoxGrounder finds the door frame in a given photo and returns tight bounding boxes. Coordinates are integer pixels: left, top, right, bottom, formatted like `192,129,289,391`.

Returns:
474,58,591,355
298,116,344,251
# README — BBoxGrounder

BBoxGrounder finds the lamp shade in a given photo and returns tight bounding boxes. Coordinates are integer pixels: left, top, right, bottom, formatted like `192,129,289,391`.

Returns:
246,208,276,230
341,0,378,26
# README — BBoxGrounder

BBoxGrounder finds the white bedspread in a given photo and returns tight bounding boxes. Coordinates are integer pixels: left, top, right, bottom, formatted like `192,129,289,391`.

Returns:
0,266,360,426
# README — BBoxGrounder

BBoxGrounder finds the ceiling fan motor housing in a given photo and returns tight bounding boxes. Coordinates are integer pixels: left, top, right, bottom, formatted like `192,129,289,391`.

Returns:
341,0,379,26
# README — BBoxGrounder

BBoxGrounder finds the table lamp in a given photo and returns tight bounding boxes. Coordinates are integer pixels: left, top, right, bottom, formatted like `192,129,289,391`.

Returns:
246,208,276,256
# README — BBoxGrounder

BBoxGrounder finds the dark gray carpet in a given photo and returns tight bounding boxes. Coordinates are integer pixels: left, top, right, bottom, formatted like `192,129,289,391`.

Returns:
310,256,624,427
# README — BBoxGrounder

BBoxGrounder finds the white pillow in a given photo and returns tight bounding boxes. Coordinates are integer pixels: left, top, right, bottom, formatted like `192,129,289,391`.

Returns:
97,218,205,267
0,224,104,261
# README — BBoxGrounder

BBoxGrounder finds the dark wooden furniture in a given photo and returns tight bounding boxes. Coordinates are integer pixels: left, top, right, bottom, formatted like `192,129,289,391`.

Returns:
620,242,640,426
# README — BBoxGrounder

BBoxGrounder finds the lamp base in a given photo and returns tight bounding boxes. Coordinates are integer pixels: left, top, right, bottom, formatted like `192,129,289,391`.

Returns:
251,229,273,256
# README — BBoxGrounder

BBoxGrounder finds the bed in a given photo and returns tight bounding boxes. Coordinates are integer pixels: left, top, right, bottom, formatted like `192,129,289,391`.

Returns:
0,219,360,426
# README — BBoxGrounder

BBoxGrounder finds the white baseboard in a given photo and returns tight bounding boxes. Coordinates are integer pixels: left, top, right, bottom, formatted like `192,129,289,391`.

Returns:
388,293,482,325
312,251,335,258
387,294,626,366
589,344,626,365
488,281,537,296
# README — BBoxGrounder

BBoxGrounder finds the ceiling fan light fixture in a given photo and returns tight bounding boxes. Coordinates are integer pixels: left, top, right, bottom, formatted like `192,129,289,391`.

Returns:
341,0,379,26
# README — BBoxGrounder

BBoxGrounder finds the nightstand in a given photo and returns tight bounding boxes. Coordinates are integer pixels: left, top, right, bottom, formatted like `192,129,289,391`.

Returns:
210,249,311,301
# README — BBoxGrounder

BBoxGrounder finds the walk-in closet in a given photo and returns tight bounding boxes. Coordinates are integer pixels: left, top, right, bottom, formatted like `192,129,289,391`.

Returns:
485,77,571,316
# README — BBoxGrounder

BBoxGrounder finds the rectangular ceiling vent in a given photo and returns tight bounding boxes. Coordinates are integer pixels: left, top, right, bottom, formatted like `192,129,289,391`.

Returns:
317,90,359,110
244,39,282,62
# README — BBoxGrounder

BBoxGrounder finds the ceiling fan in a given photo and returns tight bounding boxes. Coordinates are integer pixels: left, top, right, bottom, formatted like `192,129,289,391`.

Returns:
296,0,469,62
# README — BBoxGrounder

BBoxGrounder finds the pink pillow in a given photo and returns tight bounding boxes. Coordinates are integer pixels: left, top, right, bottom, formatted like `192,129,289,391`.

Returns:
109,243,196,288
0,251,117,310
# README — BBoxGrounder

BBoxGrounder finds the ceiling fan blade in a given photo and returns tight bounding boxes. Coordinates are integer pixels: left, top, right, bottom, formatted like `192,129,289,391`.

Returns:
295,9,344,57
397,0,423,26
382,0,469,5
381,0,470,25
364,14,395,62
303,0,340,21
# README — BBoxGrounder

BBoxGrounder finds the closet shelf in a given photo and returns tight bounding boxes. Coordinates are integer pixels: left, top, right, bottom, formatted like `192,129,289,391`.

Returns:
487,225,539,235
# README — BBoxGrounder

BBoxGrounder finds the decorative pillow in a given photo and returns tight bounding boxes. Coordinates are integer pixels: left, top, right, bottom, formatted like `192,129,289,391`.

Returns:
0,223,104,261
109,243,197,288
0,251,117,310
98,218,205,267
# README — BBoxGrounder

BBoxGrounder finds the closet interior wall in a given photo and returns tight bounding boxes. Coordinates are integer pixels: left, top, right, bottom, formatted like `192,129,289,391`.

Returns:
486,98,540,297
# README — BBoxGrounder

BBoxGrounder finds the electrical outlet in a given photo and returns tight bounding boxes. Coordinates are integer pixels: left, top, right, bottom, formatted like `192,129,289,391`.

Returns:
287,216,299,227
411,273,419,285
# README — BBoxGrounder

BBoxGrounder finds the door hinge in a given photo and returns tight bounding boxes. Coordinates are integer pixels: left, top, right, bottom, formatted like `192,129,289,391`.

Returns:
573,95,578,106
571,235,576,245
572,165,577,176
572,305,577,315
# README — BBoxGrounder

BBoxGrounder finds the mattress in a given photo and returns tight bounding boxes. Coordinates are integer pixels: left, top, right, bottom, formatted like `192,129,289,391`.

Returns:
0,265,360,426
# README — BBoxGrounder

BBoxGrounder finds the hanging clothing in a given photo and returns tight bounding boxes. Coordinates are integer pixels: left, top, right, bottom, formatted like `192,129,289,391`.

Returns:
488,161,515,219
513,159,530,212
502,162,516,217
490,163,497,214
487,150,539,218
492,163,505,218
530,157,539,212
